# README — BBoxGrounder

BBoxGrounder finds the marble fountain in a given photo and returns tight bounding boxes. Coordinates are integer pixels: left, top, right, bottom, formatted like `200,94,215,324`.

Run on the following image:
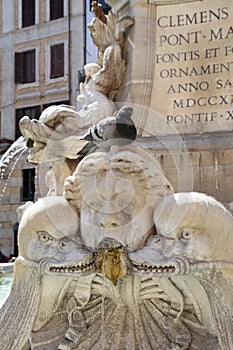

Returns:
1,1,233,349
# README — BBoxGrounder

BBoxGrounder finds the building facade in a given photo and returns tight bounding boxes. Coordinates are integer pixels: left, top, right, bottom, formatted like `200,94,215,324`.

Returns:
0,0,106,256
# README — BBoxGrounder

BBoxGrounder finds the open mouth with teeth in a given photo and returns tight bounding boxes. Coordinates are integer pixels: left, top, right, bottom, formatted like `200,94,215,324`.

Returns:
42,258,96,276
130,261,177,274
43,255,179,278
129,256,194,275
44,238,129,283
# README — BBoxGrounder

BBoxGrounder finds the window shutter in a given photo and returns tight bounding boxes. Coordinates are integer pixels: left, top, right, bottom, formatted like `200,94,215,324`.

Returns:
15,52,23,83
50,43,64,78
50,0,64,21
25,50,36,83
22,0,35,27
15,50,36,84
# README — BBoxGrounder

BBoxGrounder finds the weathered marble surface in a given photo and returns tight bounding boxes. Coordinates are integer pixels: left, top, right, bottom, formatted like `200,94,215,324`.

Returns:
64,146,173,251
1,2,233,350
18,6,134,197
1,145,233,348
111,0,233,136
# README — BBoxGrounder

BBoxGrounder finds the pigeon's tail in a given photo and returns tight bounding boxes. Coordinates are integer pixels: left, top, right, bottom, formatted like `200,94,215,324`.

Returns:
76,141,97,157
116,117,137,141
115,106,136,141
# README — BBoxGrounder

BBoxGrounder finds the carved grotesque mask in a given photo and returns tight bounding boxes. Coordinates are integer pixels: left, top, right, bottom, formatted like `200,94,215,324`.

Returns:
80,169,153,251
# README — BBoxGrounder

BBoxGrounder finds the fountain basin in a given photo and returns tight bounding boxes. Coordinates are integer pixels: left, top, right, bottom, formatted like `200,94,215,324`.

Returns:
0,263,14,307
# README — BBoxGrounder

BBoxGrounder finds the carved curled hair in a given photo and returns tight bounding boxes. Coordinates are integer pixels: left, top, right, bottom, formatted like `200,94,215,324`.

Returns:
63,145,173,209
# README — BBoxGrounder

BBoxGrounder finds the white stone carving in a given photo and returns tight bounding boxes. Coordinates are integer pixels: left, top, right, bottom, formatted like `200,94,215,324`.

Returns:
130,192,233,349
0,196,93,349
1,150,233,348
86,2,135,100
18,6,135,196
64,146,173,251
1,2,232,350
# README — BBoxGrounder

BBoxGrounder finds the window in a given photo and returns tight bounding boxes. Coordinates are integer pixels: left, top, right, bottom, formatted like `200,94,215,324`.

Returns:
15,105,41,139
42,100,69,110
50,0,64,20
50,43,64,79
45,40,68,84
22,168,35,201
15,50,36,84
22,0,35,27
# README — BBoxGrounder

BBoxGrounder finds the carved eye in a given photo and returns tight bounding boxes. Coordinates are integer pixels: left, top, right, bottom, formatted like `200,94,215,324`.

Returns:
181,229,192,240
38,231,52,242
128,202,136,211
118,199,129,209
89,200,101,210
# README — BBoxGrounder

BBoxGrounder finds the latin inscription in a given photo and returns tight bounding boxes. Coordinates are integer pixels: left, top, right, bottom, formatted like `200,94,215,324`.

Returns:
153,2,233,130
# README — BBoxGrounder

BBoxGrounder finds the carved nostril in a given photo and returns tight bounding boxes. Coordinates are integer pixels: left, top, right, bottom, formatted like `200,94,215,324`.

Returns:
163,248,172,257
99,215,120,228
59,241,66,248
100,221,119,228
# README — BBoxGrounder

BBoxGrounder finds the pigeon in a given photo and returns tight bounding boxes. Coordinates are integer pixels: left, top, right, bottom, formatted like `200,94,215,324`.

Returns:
77,106,137,156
